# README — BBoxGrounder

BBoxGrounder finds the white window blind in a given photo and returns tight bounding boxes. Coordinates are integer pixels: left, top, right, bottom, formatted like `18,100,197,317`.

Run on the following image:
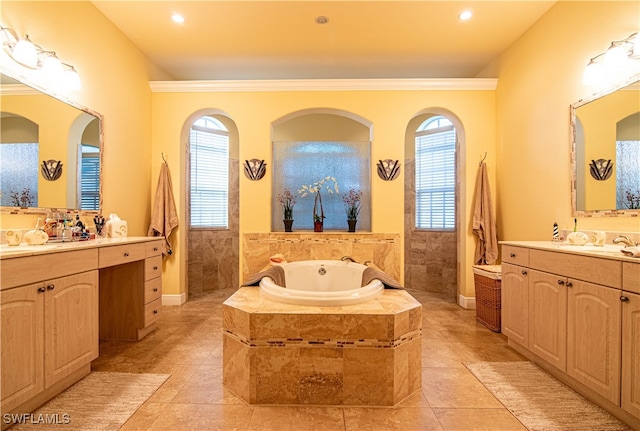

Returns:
190,119,229,228
415,119,456,230
80,145,100,210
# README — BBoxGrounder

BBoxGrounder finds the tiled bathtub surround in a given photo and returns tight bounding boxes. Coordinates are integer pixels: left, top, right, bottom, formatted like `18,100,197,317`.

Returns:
222,287,422,406
242,233,401,283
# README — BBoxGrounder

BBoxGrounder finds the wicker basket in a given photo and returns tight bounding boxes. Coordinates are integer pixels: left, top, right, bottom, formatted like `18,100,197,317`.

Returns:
473,265,502,332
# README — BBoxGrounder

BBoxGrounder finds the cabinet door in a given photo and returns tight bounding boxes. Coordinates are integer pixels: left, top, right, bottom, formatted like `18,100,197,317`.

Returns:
622,291,640,417
529,269,567,371
567,279,621,404
501,263,529,347
43,270,99,387
1,283,44,413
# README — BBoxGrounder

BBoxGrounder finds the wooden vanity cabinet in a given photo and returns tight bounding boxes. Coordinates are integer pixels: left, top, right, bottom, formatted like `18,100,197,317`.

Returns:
622,289,640,418
501,243,640,426
1,267,98,415
99,240,163,340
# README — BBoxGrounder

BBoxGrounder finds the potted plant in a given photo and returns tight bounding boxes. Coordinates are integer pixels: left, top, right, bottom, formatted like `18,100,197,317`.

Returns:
342,188,362,232
298,176,339,232
277,188,296,232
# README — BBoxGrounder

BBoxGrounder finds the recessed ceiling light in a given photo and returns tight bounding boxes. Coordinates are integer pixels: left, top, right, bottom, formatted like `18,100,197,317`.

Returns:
315,16,329,25
171,13,185,24
458,10,473,21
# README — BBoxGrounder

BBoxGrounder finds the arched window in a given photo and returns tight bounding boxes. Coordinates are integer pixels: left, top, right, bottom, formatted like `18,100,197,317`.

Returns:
79,144,100,210
189,116,229,228
415,116,456,230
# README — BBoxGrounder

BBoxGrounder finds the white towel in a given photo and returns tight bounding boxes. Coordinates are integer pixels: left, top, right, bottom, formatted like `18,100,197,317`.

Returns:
621,246,640,258
148,163,179,256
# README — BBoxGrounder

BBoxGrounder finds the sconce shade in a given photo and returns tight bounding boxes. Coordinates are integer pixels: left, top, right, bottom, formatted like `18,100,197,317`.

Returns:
583,60,604,86
42,53,63,79
63,67,81,90
604,43,628,69
12,35,38,68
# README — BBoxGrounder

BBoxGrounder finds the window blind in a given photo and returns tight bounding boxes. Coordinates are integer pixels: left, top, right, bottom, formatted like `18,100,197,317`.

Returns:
80,151,100,210
190,125,229,228
415,125,456,230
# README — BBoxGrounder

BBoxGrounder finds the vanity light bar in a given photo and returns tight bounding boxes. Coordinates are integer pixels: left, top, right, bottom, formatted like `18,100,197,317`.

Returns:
583,32,640,86
0,25,81,90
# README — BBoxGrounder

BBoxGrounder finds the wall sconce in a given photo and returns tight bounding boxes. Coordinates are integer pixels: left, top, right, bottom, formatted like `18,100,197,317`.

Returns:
583,32,640,86
376,159,401,181
0,25,81,90
41,159,63,181
244,159,266,181
589,159,613,181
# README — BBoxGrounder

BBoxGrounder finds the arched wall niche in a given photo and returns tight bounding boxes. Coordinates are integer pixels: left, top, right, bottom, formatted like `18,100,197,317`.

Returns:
271,108,373,142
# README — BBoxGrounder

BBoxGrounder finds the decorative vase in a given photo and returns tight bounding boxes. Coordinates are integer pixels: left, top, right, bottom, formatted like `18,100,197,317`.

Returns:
347,219,357,233
314,221,323,232
283,219,293,232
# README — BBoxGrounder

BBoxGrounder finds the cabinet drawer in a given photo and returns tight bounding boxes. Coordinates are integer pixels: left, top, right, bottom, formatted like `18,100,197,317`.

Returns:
502,245,529,266
99,243,145,268
145,256,162,281
144,298,161,326
1,249,98,290
623,262,640,294
145,240,163,258
145,277,162,303
530,249,622,288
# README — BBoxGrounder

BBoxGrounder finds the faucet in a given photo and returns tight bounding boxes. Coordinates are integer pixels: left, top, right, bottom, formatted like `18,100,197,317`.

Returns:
613,235,636,247
341,256,357,263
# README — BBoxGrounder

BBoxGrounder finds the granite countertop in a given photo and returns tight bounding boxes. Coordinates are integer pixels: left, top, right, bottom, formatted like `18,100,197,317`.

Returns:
499,240,640,263
0,236,160,259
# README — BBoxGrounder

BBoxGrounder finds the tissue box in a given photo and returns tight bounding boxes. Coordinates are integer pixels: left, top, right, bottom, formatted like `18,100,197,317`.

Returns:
105,220,128,238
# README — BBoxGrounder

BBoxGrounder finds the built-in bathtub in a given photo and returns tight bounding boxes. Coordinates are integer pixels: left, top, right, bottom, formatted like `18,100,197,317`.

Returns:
259,260,384,306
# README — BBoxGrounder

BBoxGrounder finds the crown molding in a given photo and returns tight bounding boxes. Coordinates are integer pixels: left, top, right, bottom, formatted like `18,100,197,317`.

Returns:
150,78,498,93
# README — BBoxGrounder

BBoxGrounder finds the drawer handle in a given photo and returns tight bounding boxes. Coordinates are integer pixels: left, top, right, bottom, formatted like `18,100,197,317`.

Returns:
521,270,527,275
153,288,159,292
153,247,159,252
37,287,46,293
620,296,629,302
46,284,55,291
557,280,565,285
153,309,158,314
124,252,130,257
510,253,516,258
153,266,159,270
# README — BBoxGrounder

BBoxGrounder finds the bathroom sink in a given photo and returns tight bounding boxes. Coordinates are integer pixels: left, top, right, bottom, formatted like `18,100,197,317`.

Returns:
0,244,61,253
558,244,625,253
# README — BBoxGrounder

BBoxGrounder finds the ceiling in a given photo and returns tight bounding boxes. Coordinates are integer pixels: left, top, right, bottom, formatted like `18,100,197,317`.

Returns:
91,1,557,81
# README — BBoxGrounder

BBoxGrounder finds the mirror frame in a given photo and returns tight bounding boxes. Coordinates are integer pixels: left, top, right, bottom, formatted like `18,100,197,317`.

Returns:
570,73,640,217
0,67,103,216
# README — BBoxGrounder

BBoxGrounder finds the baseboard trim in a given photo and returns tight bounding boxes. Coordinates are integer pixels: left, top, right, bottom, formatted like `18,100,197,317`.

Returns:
162,293,186,306
458,295,476,309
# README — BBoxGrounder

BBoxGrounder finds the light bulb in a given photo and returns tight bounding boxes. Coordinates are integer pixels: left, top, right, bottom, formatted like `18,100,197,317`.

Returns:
12,35,38,68
63,67,81,90
604,43,628,69
583,60,604,86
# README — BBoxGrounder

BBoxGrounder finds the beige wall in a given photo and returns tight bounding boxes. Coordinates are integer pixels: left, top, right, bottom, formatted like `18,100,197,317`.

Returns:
151,89,496,298
495,1,640,240
0,1,153,235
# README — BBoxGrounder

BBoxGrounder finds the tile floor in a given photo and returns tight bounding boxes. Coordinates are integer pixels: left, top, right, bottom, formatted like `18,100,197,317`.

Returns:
94,288,530,431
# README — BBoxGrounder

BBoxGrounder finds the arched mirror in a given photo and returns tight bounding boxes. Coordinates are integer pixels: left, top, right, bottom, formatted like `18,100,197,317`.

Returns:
0,72,103,215
571,76,640,216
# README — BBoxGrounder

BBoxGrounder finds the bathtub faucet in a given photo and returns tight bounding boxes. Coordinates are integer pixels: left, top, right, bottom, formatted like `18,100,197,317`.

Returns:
341,256,358,263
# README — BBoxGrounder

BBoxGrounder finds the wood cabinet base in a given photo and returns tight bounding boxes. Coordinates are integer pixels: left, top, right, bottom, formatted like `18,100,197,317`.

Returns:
508,340,640,430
